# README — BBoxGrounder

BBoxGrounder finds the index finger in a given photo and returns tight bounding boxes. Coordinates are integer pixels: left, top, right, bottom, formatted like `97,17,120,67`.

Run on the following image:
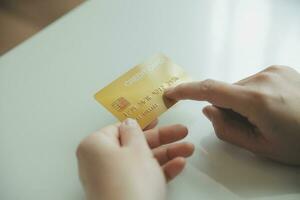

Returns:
144,124,188,149
164,79,253,116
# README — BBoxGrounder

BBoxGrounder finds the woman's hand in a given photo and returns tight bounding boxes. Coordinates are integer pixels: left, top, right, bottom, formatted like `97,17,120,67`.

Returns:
165,66,300,165
76,119,194,200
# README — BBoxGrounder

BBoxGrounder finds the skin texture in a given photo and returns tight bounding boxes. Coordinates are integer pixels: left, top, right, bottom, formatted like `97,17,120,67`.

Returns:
165,65,300,166
76,119,194,200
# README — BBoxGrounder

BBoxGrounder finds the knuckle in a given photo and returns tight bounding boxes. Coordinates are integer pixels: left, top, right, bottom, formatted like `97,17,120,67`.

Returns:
201,79,216,93
266,65,283,72
265,65,293,73
254,72,274,82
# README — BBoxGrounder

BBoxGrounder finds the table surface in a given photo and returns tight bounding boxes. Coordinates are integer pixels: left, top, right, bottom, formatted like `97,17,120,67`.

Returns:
1,0,300,199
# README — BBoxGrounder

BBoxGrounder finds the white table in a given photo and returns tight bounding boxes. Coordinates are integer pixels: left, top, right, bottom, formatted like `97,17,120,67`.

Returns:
1,0,300,199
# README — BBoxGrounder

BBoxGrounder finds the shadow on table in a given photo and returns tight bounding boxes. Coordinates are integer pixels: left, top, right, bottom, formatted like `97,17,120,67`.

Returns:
191,133,300,199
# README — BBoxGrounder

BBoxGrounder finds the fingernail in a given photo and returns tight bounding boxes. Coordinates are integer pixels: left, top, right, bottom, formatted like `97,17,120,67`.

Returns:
123,118,138,127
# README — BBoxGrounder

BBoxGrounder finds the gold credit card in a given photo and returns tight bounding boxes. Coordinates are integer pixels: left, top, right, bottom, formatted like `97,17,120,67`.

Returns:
94,54,190,129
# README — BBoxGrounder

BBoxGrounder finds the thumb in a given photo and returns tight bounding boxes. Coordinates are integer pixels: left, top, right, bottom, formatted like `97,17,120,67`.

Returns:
203,106,263,154
119,118,151,153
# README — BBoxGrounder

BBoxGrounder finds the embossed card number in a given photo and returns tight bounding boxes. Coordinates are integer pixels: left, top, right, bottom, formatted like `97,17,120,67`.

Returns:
94,54,190,129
